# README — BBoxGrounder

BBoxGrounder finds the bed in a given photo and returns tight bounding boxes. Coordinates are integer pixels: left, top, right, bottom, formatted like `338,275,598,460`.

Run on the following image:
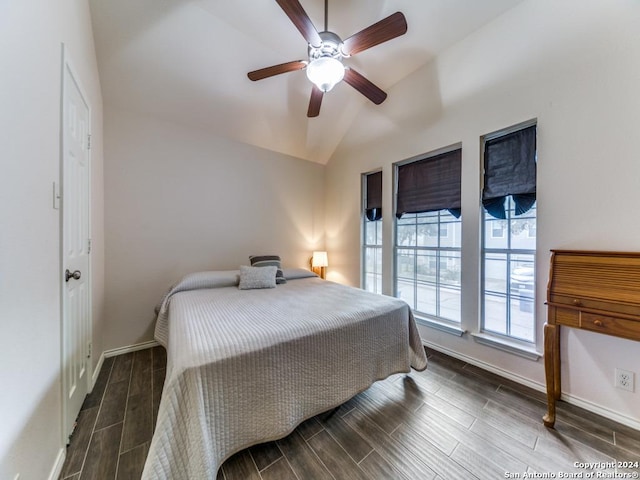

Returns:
141,268,427,479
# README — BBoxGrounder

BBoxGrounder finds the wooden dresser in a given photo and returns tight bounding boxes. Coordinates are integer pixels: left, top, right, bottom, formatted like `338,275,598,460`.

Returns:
543,250,640,427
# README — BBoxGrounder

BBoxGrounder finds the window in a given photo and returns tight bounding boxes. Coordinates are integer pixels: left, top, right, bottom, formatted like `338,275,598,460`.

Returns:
481,123,537,343
396,211,462,322
362,171,382,294
394,147,462,324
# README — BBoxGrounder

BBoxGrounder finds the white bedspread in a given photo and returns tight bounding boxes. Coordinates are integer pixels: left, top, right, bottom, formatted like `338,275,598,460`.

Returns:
142,272,427,479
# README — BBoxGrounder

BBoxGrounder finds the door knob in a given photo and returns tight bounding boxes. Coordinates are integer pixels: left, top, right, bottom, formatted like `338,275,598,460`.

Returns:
65,269,81,282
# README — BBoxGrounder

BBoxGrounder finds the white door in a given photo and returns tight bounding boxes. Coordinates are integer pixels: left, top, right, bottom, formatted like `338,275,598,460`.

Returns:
61,50,92,443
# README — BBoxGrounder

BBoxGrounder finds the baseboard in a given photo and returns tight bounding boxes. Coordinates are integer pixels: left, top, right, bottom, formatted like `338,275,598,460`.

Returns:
90,351,105,392
103,340,160,358
423,340,545,392
423,340,640,431
48,447,65,480
559,392,640,431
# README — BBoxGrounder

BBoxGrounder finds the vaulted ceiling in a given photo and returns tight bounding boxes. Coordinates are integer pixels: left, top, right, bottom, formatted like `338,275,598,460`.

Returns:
90,0,524,164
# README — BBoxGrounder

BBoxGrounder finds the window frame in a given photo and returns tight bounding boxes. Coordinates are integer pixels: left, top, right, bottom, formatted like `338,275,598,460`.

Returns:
361,169,383,294
479,119,537,346
393,143,463,329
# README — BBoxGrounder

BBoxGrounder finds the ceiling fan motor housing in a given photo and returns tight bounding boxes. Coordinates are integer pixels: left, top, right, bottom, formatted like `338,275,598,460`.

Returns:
308,31,344,61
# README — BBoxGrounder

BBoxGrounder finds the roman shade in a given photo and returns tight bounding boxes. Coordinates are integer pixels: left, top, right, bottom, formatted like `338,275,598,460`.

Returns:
396,149,462,218
365,171,382,221
482,125,537,219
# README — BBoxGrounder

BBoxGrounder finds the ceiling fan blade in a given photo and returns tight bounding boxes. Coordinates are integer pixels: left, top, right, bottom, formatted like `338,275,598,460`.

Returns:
342,12,407,56
247,60,307,81
343,68,387,105
275,0,322,48
307,85,324,117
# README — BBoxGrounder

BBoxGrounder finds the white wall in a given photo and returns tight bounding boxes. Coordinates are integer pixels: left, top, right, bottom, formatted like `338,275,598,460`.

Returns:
103,108,325,350
0,1,104,479
326,0,640,425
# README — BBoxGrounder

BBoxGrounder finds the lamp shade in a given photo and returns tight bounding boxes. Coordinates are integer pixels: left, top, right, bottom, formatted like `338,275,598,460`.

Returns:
311,251,328,268
306,57,345,92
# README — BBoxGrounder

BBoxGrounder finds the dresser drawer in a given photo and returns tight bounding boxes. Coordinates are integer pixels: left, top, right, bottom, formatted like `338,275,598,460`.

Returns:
549,293,640,318
551,307,580,327
580,312,640,341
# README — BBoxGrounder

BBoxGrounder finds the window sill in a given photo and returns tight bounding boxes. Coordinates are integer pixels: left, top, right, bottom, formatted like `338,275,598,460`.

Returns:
415,316,465,337
471,332,541,361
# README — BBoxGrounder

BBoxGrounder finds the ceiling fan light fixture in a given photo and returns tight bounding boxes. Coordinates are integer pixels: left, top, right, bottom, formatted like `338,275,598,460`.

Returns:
306,56,345,92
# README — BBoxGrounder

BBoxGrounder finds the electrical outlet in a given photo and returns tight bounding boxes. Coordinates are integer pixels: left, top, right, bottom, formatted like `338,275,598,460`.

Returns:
615,368,635,392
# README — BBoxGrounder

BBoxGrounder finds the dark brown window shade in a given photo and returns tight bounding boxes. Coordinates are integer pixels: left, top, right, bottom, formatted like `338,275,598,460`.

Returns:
365,171,382,221
482,125,536,219
396,149,462,219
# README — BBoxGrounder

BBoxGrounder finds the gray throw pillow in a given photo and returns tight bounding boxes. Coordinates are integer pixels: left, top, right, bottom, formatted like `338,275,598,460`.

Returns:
238,265,277,290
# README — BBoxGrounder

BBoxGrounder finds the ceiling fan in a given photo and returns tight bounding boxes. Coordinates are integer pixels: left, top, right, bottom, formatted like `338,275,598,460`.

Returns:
247,0,407,117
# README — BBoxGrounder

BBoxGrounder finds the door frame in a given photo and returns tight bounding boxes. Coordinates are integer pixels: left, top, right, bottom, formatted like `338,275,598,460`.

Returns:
59,43,93,444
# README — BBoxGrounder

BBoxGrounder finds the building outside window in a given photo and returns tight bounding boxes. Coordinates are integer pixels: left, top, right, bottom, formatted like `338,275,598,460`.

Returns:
362,171,382,294
481,123,537,343
394,147,462,324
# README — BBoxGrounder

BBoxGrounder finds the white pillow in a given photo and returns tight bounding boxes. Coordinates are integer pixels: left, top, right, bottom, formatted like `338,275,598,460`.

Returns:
282,268,318,280
238,265,277,290
154,270,240,314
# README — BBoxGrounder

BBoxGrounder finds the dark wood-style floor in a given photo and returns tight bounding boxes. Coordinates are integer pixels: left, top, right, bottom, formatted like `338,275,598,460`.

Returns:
60,346,640,479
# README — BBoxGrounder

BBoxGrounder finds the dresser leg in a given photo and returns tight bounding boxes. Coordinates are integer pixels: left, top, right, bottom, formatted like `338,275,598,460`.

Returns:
543,323,559,427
